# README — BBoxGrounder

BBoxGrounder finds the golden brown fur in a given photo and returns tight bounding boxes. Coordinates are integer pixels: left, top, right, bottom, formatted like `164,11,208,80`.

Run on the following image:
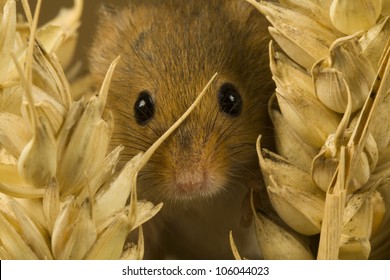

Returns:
89,0,273,259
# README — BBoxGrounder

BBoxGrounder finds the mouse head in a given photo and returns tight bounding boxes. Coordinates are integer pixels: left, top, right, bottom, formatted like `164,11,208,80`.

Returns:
89,0,273,204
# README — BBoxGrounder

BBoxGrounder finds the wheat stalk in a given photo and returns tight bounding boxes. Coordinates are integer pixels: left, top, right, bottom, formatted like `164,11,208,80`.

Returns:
247,0,390,259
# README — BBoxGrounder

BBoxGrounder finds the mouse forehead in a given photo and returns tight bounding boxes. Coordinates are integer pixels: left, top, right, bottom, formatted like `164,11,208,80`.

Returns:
114,1,247,89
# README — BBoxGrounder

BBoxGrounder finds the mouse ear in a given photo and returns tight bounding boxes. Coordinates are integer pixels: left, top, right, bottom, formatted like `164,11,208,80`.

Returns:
98,0,140,22
99,0,130,18
236,1,271,40
227,0,269,30
228,0,252,17
99,2,118,19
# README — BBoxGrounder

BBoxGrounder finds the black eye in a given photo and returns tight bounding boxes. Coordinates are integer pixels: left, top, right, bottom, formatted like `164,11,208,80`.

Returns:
134,91,155,125
217,83,242,117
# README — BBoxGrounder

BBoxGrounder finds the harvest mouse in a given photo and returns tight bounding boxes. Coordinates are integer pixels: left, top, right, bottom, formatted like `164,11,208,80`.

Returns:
89,0,273,259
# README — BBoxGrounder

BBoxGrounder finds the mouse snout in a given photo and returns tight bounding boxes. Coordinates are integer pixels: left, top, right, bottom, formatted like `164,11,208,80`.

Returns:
157,127,228,199
171,161,225,198
170,150,218,197
174,170,207,192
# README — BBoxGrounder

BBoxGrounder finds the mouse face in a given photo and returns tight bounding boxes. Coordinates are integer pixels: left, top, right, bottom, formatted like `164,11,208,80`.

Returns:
89,0,273,204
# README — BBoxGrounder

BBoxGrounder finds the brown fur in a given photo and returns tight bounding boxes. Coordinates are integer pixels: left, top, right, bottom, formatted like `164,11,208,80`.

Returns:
89,0,273,259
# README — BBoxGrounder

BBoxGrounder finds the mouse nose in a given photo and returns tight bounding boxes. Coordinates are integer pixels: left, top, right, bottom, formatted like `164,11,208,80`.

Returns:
174,170,209,192
176,181,203,191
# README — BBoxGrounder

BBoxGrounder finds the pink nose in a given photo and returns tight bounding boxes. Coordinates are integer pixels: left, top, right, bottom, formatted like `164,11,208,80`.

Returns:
176,181,203,191
174,170,208,193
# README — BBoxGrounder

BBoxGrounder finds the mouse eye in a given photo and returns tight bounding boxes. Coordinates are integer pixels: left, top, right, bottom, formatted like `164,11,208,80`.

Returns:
217,83,242,117
134,91,155,125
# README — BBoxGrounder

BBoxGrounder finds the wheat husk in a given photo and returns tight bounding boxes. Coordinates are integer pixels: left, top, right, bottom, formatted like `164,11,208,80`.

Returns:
248,0,390,260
